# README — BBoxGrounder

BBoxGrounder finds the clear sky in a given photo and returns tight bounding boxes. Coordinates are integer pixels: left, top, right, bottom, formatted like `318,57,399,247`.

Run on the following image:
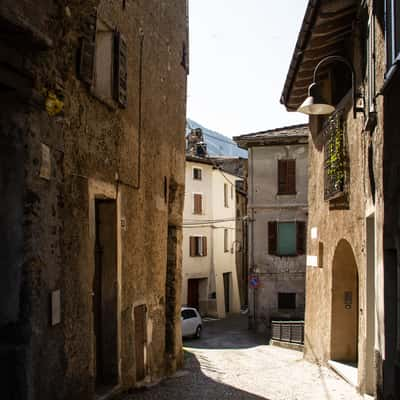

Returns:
187,0,309,138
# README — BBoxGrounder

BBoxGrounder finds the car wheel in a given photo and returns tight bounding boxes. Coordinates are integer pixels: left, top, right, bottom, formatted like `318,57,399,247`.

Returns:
194,325,202,339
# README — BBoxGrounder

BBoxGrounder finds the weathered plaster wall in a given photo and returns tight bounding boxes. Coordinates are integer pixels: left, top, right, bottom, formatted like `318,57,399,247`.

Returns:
248,144,308,333
0,0,187,399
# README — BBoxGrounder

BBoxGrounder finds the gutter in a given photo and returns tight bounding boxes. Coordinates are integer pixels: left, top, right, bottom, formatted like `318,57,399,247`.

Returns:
280,0,320,110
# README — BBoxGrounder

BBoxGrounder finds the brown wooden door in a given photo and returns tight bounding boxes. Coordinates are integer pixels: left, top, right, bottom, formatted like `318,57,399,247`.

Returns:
94,200,118,389
187,279,199,309
134,304,147,381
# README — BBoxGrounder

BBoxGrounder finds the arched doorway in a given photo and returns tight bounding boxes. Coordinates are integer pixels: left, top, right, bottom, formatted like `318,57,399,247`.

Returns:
331,239,359,363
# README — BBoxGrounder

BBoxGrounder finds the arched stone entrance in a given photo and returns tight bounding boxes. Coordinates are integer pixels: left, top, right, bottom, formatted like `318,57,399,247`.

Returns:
330,239,359,363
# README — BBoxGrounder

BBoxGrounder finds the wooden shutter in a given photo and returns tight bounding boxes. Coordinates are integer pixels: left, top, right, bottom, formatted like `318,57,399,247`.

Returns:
287,159,296,194
296,221,306,255
78,9,97,85
278,159,296,194
114,31,128,108
194,194,202,214
268,221,277,255
190,237,196,256
202,237,207,256
278,160,287,194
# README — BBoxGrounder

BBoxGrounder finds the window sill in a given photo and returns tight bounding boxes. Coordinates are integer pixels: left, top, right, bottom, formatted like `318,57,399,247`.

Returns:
90,90,118,111
277,192,297,196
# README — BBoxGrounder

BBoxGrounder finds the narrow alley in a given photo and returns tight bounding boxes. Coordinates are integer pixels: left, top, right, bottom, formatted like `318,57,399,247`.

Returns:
121,316,361,400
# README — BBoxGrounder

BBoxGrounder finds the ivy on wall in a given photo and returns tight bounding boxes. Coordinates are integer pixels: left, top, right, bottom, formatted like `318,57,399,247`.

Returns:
324,111,346,199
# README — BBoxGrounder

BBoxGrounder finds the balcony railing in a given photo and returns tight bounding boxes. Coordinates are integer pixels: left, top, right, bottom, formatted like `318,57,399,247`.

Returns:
271,320,304,345
323,109,347,201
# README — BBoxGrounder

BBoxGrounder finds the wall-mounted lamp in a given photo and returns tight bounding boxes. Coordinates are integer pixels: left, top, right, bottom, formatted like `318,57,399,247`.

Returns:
298,55,362,119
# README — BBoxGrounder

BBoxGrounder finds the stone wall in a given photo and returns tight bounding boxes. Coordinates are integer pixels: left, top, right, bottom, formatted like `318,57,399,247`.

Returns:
0,1,187,399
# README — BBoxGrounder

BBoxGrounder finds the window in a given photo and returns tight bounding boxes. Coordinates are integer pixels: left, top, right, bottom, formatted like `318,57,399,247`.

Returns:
189,236,207,257
231,184,233,200
193,193,202,214
385,0,400,67
224,229,229,252
193,167,202,180
268,221,306,256
181,309,196,320
278,293,296,310
278,159,296,194
224,183,228,207
78,12,127,107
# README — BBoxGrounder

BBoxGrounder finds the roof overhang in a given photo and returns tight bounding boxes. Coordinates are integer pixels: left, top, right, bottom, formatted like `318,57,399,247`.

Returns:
280,0,359,111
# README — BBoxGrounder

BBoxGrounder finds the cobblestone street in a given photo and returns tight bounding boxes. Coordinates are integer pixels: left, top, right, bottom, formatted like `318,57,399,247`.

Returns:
122,316,362,400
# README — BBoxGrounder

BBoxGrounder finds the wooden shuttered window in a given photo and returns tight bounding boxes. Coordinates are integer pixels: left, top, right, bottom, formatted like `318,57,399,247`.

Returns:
202,237,207,256
189,236,207,257
193,194,202,214
78,9,97,85
278,159,296,194
268,221,277,255
113,31,128,108
268,221,306,256
296,221,306,255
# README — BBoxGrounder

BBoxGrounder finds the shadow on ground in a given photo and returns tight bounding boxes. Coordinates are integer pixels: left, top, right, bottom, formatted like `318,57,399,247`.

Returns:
120,351,270,400
183,314,266,350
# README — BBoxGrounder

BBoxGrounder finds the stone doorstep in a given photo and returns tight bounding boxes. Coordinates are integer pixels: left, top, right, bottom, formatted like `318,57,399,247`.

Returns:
328,360,358,388
269,339,304,352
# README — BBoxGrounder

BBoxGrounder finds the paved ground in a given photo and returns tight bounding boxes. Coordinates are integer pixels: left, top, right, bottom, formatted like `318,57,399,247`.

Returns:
122,315,362,400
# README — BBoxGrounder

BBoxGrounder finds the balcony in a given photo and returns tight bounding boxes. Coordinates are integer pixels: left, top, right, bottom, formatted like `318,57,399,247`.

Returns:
323,109,347,201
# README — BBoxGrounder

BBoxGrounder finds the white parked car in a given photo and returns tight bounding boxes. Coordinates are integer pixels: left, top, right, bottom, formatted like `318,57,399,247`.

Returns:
181,307,202,338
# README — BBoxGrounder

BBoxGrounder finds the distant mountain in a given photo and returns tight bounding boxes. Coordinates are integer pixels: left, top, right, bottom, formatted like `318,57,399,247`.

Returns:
186,119,248,159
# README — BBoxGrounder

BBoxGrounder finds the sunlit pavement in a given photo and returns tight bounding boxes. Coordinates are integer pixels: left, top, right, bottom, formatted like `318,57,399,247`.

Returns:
122,315,362,400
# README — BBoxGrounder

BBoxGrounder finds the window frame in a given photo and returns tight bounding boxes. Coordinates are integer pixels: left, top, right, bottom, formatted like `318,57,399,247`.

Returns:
224,183,229,208
268,220,306,257
189,236,207,257
277,159,296,195
224,229,229,253
192,167,202,181
277,222,297,256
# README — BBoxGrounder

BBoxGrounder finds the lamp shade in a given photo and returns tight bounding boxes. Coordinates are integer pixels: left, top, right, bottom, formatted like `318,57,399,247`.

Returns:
297,83,335,115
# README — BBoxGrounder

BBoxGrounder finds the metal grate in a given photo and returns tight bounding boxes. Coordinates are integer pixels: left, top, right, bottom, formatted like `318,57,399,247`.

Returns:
271,321,304,344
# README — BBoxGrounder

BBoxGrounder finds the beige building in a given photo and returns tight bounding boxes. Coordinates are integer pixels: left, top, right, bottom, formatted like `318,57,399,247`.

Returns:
281,1,399,398
182,156,241,318
0,1,187,399
235,125,309,334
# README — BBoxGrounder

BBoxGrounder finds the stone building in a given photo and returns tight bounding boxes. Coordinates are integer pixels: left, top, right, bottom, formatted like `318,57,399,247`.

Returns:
234,125,309,334
281,0,399,398
182,155,241,318
0,1,187,399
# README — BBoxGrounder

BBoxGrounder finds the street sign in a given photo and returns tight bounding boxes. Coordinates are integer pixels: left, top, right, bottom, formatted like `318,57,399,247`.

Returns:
249,275,260,289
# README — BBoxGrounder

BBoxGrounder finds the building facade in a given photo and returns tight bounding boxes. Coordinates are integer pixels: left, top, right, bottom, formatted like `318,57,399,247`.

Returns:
281,0,399,398
0,1,188,399
182,156,241,318
234,125,309,334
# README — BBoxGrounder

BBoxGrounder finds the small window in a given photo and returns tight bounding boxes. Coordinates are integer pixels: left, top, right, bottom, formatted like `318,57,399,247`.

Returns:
224,183,229,207
189,236,207,257
78,14,127,108
193,168,202,180
278,293,296,310
193,193,202,214
224,229,229,252
278,159,296,194
231,184,233,200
